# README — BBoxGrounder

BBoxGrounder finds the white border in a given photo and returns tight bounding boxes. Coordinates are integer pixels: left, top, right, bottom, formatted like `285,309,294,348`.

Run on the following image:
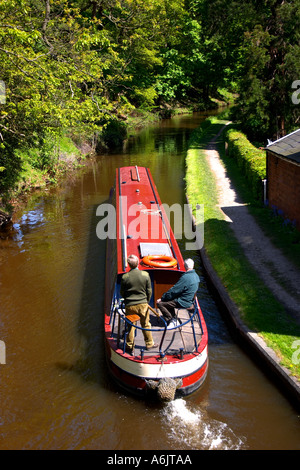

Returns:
110,345,208,380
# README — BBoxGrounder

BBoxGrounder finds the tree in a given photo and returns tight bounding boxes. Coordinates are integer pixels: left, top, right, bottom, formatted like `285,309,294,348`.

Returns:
1,0,299,195
233,0,300,140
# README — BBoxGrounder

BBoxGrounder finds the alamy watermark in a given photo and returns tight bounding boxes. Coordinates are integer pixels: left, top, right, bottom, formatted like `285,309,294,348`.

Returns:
291,80,300,104
0,80,6,104
0,340,6,364
96,197,204,250
292,340,300,365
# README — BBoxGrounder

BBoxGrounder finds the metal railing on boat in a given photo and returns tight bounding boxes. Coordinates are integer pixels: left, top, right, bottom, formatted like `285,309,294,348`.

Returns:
110,298,203,358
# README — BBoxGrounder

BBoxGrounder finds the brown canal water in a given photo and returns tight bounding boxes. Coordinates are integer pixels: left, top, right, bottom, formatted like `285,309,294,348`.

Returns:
0,112,300,451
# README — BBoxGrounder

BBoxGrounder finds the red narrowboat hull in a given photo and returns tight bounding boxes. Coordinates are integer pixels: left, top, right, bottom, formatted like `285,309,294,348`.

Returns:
103,166,208,400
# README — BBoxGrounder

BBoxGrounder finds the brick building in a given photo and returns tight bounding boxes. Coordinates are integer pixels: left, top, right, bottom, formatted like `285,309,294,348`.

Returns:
266,129,300,230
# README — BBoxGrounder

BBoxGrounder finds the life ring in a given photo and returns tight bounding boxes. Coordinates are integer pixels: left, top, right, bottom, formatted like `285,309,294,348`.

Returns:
142,255,177,268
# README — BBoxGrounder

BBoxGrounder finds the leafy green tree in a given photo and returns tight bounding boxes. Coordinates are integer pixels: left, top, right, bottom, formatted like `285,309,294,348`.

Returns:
1,0,300,196
186,0,256,96
232,0,300,140
0,0,117,190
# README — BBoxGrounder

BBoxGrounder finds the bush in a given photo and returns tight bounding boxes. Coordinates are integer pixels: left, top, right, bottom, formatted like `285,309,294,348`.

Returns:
225,128,266,200
0,143,22,193
100,119,127,149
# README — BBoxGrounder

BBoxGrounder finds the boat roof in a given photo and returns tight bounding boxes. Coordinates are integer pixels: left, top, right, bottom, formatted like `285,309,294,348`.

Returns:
116,166,185,274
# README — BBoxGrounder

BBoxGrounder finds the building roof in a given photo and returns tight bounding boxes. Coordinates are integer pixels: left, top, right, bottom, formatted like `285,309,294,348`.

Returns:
266,129,300,164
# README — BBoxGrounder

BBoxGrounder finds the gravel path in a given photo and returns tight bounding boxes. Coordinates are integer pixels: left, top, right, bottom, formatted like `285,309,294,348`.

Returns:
205,123,300,324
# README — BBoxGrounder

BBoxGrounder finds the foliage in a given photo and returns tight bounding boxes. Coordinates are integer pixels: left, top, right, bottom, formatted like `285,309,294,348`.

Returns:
0,0,300,197
188,0,300,139
230,0,300,140
100,118,127,149
225,128,266,200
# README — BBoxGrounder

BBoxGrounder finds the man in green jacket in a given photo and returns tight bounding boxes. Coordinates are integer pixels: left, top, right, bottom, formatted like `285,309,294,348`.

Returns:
120,254,157,353
157,258,200,328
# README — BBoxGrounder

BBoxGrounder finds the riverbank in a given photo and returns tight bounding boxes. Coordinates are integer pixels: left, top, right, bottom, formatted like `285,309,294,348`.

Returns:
0,135,95,219
0,108,178,218
0,93,234,220
185,116,300,408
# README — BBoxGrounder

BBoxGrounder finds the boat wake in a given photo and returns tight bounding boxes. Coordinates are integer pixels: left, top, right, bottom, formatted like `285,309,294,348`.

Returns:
161,399,246,450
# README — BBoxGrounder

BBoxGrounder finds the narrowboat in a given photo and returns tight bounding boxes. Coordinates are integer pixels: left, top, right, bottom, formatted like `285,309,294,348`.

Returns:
104,166,208,401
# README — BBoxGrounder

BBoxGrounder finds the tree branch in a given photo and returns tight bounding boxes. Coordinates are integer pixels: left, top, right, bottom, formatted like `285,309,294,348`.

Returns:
0,123,25,137
0,47,49,77
42,0,54,53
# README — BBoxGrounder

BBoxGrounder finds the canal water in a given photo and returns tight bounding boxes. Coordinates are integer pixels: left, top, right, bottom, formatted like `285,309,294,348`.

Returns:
0,112,299,450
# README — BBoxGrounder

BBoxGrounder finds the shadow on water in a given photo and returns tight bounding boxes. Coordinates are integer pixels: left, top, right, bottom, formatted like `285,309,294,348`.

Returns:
56,200,113,390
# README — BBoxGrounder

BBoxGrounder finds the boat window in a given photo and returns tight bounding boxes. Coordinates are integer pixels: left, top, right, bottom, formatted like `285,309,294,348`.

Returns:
139,242,172,257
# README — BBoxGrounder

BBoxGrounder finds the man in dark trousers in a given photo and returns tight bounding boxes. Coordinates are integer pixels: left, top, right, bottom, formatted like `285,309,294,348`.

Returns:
120,254,157,353
157,258,200,328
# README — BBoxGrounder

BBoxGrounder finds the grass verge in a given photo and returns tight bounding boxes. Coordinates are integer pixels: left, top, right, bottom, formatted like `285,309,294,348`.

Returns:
185,115,300,380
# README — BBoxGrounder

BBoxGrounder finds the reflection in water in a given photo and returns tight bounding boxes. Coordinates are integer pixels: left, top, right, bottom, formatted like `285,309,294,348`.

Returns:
0,112,300,450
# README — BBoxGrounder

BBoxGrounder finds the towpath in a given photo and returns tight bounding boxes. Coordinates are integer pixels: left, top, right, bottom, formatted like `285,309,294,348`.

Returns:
205,123,300,325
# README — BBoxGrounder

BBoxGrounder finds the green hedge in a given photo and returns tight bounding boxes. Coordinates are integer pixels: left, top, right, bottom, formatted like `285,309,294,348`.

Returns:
225,128,266,200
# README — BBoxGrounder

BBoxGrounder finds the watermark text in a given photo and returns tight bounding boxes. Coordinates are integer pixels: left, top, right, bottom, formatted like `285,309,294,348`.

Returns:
0,340,6,364
0,80,6,104
291,80,300,105
96,198,204,251
292,340,300,365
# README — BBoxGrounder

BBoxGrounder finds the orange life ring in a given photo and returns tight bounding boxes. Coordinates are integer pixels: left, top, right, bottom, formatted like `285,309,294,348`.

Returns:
142,255,177,268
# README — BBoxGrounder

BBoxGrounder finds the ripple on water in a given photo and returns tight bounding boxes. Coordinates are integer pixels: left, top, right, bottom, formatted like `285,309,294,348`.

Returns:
161,399,246,450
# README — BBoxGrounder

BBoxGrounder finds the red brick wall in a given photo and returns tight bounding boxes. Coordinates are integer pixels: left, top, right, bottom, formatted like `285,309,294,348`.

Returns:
267,151,300,230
